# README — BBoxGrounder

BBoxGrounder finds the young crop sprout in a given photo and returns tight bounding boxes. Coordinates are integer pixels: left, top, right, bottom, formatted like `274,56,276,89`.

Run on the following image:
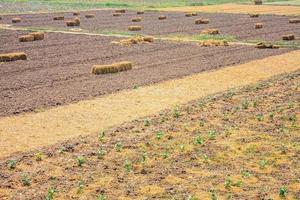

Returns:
35,152,43,161
194,135,203,145
259,160,267,169
241,100,249,109
208,130,217,140
256,114,264,121
253,99,258,108
21,174,31,186
140,152,147,165
224,177,232,190
124,159,132,174
144,119,150,127
173,107,180,118
187,195,198,200
279,185,287,197
156,131,164,140
77,180,84,194
199,120,205,127
203,154,209,163
7,159,16,170
179,144,185,152
210,189,217,200
115,143,122,152
161,151,169,159
288,101,294,109
98,130,105,142
241,169,251,179
97,148,106,159
45,187,55,200
77,156,85,167
97,194,107,200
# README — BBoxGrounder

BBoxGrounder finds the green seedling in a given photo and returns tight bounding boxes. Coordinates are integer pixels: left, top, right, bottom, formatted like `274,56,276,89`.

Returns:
35,152,43,161
194,135,203,145
45,187,55,200
124,159,132,174
77,156,85,167
115,143,122,152
77,180,84,194
256,114,264,121
279,185,287,197
210,189,217,200
97,194,107,200
259,160,267,169
21,174,31,186
98,130,105,142
161,151,169,159
179,144,185,152
208,130,217,140
241,100,249,109
7,159,16,170
199,120,205,127
241,169,251,179
156,131,164,140
144,119,150,127
97,148,106,159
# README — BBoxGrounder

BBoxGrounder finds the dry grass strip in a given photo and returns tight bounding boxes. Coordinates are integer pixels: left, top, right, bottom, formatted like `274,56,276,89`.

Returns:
199,40,229,47
0,51,299,159
157,4,300,16
0,52,27,62
111,36,154,45
91,61,132,74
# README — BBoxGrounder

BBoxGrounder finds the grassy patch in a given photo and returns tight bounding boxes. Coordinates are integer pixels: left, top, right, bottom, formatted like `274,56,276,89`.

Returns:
162,33,237,42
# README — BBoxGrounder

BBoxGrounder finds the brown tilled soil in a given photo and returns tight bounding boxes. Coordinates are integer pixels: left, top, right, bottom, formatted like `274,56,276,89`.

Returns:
1,10,300,41
0,72,299,199
0,30,292,117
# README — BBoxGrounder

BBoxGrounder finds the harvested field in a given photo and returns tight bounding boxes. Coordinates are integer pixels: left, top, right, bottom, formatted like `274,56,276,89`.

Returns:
0,29,292,117
0,71,299,199
1,10,300,42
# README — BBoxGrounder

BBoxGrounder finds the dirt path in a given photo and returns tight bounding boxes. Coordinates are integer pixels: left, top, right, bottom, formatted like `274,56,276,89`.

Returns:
158,4,300,16
0,50,299,159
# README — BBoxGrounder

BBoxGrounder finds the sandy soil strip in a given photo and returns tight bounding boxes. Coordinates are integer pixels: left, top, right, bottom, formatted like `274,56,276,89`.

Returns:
158,4,300,16
0,50,300,159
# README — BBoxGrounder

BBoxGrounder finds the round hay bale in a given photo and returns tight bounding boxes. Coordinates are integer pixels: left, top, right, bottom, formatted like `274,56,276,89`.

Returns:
19,35,35,42
158,16,167,20
113,13,121,17
137,11,144,15
29,32,44,40
255,23,263,29
53,16,64,20
282,34,295,40
132,17,142,22
85,14,95,19
201,28,219,35
0,52,27,62
66,20,76,26
249,13,259,18
128,26,142,31
12,18,21,23
192,12,198,16
195,18,209,24
115,9,126,13
143,36,154,43
0,16,2,20
74,17,80,26
289,18,300,23
185,13,193,17
254,0,263,5
73,12,80,16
